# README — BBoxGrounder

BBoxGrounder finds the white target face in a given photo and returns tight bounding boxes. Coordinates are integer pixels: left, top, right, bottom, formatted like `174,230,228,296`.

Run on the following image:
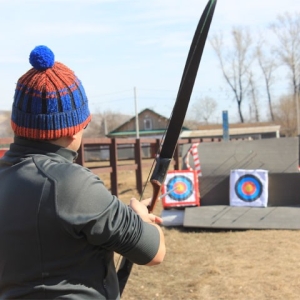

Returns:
230,169,268,207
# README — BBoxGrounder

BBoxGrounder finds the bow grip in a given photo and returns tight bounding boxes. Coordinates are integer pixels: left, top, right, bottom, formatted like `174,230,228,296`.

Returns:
148,157,172,212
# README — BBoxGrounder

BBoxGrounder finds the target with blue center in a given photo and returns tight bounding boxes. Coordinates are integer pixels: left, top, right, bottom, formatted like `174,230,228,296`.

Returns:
234,174,263,202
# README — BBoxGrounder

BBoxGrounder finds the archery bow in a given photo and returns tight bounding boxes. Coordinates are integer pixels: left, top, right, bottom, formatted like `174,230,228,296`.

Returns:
117,0,217,295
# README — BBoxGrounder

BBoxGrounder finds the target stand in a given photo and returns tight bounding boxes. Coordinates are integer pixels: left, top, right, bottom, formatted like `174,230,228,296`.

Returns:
230,169,268,207
161,170,200,209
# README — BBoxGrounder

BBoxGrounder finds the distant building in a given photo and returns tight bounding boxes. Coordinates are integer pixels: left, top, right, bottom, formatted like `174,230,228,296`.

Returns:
107,108,189,139
180,122,281,140
107,109,281,141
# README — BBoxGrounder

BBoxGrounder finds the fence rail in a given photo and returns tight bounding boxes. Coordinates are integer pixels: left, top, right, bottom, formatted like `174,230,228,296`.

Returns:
0,137,220,196
77,137,208,196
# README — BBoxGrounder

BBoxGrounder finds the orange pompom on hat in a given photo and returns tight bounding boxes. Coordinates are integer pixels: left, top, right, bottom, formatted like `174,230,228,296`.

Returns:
11,45,91,140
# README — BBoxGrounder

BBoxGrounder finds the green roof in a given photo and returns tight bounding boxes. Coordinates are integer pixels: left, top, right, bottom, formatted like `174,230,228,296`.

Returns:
107,129,166,137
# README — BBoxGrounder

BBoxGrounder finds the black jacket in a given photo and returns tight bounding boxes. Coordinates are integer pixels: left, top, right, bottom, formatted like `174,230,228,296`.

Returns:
0,137,160,299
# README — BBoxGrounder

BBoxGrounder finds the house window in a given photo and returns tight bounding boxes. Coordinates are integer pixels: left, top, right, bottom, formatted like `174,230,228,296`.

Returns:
144,118,152,130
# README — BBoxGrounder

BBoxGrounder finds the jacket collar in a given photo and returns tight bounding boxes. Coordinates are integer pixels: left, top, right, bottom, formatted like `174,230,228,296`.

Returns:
11,136,78,162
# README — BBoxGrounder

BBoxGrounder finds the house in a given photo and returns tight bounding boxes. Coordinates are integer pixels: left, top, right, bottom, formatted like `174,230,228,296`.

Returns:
107,108,189,139
180,122,281,140
107,109,281,141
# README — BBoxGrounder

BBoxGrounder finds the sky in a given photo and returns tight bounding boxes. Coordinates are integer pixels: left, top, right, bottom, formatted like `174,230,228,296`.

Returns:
0,0,298,123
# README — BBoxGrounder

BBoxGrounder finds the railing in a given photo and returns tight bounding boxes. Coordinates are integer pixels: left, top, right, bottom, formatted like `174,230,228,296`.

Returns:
0,137,220,196
76,137,207,196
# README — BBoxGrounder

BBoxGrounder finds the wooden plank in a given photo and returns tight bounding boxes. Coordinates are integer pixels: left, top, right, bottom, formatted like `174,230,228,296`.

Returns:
89,166,112,173
184,205,300,230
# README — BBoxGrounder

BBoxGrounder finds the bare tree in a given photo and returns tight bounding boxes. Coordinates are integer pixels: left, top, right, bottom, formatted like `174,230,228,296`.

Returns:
210,27,253,123
270,12,300,132
273,94,297,136
191,96,218,124
256,43,277,122
248,71,260,122
270,12,300,96
183,119,202,130
84,110,130,138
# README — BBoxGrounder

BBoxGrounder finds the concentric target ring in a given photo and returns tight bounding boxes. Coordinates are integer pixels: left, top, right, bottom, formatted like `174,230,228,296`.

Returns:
235,174,263,202
166,175,193,201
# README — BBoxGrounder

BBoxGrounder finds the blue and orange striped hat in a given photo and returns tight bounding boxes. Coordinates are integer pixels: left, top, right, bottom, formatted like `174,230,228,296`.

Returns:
11,45,91,140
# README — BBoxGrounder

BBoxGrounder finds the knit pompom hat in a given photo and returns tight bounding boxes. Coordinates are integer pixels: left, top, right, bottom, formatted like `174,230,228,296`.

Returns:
11,45,91,140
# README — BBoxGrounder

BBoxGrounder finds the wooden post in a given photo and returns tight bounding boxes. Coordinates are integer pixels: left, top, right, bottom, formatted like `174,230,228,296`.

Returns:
155,139,160,156
173,144,180,170
76,141,85,166
110,138,118,197
134,138,143,195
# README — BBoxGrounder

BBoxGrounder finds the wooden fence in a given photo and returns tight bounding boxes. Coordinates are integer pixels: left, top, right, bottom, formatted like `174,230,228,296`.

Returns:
76,137,208,196
0,137,221,196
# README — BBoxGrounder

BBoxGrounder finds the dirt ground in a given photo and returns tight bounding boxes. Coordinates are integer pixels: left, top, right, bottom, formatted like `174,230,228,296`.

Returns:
98,166,300,300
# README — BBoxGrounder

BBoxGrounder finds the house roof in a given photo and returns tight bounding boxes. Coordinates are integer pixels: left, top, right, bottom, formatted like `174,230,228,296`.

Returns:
108,130,167,137
108,108,169,134
196,122,279,130
107,108,189,137
180,122,281,138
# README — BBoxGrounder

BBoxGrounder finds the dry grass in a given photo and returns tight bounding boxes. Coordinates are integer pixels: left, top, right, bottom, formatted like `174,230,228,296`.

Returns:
96,164,300,300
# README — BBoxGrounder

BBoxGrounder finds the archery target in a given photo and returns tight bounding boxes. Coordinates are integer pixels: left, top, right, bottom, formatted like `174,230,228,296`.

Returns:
161,170,200,208
230,169,268,207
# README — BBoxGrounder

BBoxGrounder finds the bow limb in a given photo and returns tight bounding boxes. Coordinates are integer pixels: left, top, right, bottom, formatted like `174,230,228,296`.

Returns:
117,0,217,295
148,0,218,213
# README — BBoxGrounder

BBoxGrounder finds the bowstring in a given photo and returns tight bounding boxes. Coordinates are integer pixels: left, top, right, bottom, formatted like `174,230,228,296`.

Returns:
139,108,174,201
115,109,174,272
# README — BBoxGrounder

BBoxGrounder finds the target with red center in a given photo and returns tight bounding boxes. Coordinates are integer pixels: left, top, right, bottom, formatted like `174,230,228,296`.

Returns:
167,175,193,201
161,170,200,208
235,174,262,202
230,169,268,207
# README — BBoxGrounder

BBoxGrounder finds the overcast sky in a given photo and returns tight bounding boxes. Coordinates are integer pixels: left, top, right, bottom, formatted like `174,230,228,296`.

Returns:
0,0,298,123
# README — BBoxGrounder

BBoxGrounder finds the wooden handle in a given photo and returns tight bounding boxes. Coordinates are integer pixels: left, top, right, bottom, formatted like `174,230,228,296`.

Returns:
147,179,162,213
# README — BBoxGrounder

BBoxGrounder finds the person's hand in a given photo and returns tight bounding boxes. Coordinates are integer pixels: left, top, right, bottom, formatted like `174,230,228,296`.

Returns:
129,198,163,224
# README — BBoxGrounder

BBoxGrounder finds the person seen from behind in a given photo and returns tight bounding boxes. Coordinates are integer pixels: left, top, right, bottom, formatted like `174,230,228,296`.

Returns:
0,45,166,300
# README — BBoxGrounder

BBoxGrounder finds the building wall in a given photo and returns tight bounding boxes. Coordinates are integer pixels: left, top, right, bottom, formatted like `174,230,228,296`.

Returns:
118,109,168,132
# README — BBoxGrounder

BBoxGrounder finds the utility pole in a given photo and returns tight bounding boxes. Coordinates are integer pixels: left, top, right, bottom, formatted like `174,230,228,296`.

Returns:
222,110,229,141
103,118,107,135
134,87,139,139
296,87,300,136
